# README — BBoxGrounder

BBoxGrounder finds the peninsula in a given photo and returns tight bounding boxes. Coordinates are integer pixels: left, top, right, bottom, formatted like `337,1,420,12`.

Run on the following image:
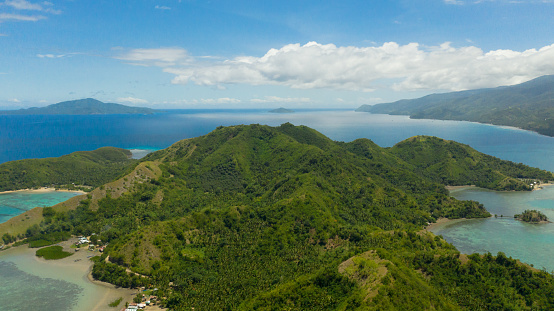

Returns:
0,98,155,115
356,75,554,137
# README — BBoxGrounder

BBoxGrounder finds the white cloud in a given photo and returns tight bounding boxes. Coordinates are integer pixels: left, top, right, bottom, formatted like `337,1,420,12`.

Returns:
251,96,311,104
0,33,7,36
37,53,65,58
117,97,148,104
200,98,241,104
2,0,61,14
155,5,171,10
8,98,21,103
148,41,554,92
0,13,45,21
3,0,42,10
115,48,189,67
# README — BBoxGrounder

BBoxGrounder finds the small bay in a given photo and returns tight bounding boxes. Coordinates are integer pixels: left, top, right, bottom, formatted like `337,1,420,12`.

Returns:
0,190,83,224
430,186,554,271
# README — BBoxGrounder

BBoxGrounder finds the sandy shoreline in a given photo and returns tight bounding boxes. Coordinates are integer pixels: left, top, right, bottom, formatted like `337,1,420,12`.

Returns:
533,183,554,191
0,187,86,195
445,183,554,192
445,185,475,191
0,238,137,311
425,217,471,232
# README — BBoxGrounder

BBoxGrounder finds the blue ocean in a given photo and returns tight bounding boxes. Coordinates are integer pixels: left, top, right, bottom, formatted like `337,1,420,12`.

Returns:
2,110,554,171
2,110,554,310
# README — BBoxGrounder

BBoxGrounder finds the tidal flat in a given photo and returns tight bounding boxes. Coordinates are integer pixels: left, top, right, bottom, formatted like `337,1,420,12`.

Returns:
0,239,136,311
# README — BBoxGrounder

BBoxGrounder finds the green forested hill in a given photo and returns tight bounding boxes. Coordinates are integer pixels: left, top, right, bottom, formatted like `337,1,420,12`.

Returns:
7,124,554,310
389,136,554,190
357,75,554,136
0,147,135,191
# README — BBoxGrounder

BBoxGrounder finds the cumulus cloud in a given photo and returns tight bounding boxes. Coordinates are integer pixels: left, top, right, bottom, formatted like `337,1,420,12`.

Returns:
116,48,189,67
117,97,148,104
251,96,311,104
146,41,554,92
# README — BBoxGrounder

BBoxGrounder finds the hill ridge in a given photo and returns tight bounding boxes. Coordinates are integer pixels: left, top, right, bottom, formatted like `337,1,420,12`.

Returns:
357,75,554,136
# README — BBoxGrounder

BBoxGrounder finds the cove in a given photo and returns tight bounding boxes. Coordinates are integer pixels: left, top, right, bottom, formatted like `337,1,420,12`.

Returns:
0,190,83,224
429,186,554,271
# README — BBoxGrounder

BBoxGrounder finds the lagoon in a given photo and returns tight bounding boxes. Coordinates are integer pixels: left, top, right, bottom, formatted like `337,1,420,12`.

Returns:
0,190,83,224
430,186,554,271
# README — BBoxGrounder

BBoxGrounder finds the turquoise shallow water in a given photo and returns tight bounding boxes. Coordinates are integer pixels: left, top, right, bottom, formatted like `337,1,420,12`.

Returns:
0,191,83,224
430,186,554,271
0,260,82,311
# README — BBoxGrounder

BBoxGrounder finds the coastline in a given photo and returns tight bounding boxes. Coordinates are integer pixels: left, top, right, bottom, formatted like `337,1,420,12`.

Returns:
445,185,475,191
0,187,86,195
0,238,136,311
425,217,470,232
533,183,554,191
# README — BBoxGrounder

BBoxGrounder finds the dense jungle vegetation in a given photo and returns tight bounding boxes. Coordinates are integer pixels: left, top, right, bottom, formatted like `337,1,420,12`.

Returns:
4,123,554,310
515,210,549,223
0,147,135,191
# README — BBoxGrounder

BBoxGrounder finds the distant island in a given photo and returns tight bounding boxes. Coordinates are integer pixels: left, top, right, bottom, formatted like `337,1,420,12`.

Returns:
269,107,294,113
514,209,549,224
0,98,155,115
356,75,554,137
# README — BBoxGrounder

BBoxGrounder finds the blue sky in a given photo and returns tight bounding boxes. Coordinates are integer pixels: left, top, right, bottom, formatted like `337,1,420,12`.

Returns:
1,0,553,109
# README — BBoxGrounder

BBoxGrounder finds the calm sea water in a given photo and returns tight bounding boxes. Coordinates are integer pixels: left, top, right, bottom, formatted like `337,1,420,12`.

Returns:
431,186,554,271
2,110,554,308
0,191,83,224
2,110,554,172
0,261,81,311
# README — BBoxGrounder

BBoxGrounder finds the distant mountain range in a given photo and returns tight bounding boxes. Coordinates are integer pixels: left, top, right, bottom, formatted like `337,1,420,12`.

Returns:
0,98,155,115
357,75,554,136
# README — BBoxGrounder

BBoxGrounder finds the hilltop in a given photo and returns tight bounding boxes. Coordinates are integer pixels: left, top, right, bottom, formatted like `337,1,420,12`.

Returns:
3,124,554,310
0,98,155,115
357,75,554,136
